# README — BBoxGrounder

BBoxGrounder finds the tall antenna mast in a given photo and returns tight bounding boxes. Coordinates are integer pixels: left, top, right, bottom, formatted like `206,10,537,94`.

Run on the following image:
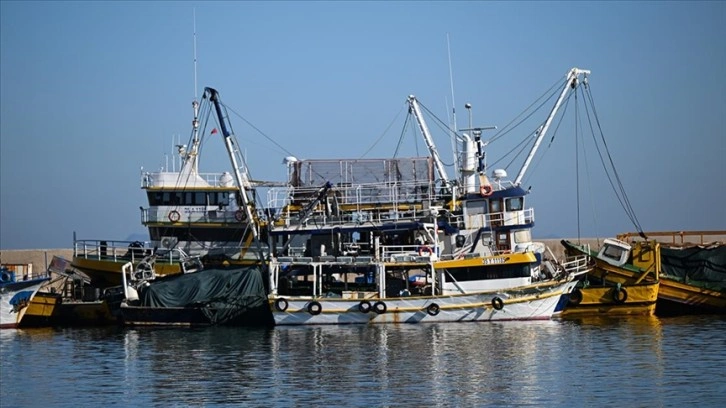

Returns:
189,8,200,173
193,8,198,101
447,33,461,181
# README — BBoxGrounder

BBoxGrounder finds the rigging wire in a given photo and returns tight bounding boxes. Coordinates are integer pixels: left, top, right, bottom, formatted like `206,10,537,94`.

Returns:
360,101,408,159
392,113,412,158
516,88,575,187
576,85,601,243
489,76,563,145
581,83,646,238
223,103,297,159
575,88,581,242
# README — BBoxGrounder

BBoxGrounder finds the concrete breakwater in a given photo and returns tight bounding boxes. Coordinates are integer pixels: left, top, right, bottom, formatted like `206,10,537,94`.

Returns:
0,239,604,274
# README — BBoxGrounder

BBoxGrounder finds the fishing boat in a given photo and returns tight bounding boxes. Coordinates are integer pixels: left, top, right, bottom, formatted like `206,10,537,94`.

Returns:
263,68,593,325
559,239,660,317
71,90,266,289
117,253,271,327
111,87,273,327
0,263,50,329
617,231,725,315
21,256,119,327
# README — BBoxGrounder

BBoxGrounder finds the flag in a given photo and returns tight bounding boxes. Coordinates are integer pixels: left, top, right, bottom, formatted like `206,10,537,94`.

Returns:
211,128,218,135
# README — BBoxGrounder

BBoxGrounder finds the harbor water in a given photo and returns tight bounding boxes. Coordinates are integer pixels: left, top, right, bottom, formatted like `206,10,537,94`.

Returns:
1,315,725,407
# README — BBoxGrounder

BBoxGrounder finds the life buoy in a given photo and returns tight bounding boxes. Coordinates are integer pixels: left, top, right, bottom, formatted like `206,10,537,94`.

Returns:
418,246,434,257
480,184,493,197
358,300,372,314
568,288,583,306
308,301,322,315
612,287,628,304
275,298,288,312
373,301,387,315
168,210,181,222
235,210,245,222
426,303,440,316
492,296,504,310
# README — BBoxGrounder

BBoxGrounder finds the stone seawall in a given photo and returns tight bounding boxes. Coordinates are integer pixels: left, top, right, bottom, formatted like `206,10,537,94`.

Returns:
1,249,75,275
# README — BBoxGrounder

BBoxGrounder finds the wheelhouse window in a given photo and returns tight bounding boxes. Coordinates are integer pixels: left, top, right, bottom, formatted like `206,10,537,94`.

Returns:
445,263,531,281
602,245,626,261
513,229,532,244
506,197,524,211
490,199,502,213
148,191,233,206
465,199,488,215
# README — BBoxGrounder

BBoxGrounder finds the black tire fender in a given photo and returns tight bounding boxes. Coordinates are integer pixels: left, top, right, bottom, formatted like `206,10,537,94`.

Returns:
274,297,288,312
307,301,322,315
492,296,504,311
426,303,440,316
568,288,583,306
612,287,628,304
373,301,387,315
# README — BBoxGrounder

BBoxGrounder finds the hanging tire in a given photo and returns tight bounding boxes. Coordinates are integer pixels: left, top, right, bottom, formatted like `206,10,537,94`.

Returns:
274,298,288,312
612,287,628,304
0,271,11,284
426,303,440,316
358,300,372,314
568,289,583,306
308,301,322,315
373,301,387,315
492,297,504,310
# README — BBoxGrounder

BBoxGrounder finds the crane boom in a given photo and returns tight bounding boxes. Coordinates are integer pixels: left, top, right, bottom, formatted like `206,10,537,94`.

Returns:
204,87,259,240
407,95,451,189
514,67,591,186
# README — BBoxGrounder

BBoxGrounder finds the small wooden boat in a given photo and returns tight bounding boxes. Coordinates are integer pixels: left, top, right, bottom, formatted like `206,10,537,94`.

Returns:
617,231,725,315
559,239,660,317
21,257,119,327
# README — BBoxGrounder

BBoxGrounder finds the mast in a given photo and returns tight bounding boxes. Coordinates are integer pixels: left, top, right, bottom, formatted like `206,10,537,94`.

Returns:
446,33,461,181
188,10,200,173
514,67,590,186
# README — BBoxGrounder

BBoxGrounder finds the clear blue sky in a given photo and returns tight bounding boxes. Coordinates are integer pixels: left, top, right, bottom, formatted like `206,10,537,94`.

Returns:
1,1,724,250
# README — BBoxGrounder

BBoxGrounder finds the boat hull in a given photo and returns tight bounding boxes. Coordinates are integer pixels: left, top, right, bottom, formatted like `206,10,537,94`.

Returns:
119,303,273,327
559,281,659,317
21,291,118,327
0,278,49,329
655,278,726,315
269,279,576,325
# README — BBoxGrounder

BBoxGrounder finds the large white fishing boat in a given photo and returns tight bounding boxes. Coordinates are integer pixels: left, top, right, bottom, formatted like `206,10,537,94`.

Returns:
263,68,593,325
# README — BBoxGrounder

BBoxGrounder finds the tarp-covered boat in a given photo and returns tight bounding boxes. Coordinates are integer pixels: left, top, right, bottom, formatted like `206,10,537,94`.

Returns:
120,265,272,327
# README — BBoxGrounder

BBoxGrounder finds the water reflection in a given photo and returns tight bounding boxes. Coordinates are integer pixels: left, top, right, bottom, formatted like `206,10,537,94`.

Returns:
1,316,725,407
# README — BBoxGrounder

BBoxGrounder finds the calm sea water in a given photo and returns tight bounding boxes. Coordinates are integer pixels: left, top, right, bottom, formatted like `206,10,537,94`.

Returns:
1,315,725,407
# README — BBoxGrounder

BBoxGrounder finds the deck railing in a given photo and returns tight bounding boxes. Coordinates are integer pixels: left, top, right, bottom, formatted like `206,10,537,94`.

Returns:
73,240,189,265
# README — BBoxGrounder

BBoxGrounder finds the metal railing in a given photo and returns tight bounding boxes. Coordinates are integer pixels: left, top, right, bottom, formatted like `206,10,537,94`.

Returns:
73,239,190,265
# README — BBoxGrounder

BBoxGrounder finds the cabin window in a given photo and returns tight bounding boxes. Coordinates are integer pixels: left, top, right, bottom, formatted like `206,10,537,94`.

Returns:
194,192,206,205
212,192,229,206
465,200,488,215
602,245,625,261
506,197,523,211
490,199,502,213
445,263,531,282
513,230,531,244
